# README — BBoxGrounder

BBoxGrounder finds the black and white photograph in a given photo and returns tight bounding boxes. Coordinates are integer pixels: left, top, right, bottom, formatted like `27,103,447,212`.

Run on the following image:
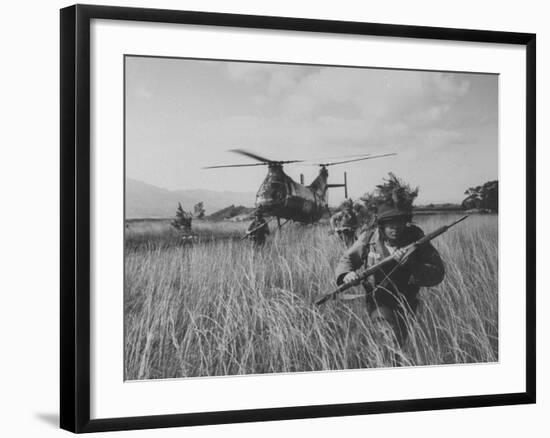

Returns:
0,0,545,434
124,56,499,380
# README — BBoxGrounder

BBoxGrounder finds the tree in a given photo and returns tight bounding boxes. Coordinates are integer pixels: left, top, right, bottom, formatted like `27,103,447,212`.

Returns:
171,202,193,232
462,180,498,212
193,201,205,219
481,180,498,212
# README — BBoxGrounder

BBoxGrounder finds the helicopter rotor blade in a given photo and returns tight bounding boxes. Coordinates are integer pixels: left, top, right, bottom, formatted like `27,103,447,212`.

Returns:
229,149,305,165
318,152,397,167
230,148,275,164
202,162,268,169
315,153,373,161
294,153,371,167
278,159,305,164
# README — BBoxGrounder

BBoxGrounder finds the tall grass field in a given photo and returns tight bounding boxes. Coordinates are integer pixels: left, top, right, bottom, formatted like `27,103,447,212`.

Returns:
124,214,498,380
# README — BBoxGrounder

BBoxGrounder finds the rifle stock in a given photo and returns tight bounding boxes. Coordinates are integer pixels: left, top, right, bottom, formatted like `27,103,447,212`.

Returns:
314,215,468,306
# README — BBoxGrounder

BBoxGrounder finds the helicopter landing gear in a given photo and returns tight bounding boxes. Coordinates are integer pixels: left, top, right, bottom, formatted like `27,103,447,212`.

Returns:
275,217,290,231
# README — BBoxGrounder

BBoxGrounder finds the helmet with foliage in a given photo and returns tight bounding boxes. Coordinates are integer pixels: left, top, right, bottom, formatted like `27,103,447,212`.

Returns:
361,173,418,224
339,198,354,212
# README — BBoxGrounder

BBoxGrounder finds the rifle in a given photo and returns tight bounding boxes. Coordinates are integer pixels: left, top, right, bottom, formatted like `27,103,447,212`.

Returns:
314,215,468,306
241,217,274,240
334,226,354,232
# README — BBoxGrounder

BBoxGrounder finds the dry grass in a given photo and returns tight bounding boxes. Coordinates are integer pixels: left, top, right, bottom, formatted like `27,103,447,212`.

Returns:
124,214,498,380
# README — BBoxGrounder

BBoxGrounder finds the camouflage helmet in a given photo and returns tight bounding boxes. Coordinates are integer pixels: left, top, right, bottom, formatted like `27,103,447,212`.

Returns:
339,198,354,211
372,173,418,224
376,202,412,224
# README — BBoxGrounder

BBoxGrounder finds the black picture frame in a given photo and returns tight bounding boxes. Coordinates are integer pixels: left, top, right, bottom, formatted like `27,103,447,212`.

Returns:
60,4,536,433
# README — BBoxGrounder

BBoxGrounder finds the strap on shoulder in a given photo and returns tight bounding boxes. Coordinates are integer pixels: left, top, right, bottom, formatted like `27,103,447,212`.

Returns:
359,228,376,263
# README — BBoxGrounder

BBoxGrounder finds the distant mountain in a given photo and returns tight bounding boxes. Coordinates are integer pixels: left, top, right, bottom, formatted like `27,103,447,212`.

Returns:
125,178,256,219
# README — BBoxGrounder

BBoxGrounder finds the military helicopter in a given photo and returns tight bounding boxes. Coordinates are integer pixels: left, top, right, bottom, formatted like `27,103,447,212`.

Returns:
204,149,396,226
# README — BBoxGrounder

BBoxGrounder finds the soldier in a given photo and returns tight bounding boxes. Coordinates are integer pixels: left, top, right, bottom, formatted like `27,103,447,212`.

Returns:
334,178,445,352
246,208,270,246
330,201,359,246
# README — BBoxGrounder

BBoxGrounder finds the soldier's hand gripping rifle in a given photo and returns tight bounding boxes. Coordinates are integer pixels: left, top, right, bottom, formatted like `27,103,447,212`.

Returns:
314,215,468,306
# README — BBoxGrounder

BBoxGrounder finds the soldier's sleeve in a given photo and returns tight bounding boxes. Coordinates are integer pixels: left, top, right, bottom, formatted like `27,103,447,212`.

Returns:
407,227,445,287
264,221,270,235
247,220,256,232
335,232,368,285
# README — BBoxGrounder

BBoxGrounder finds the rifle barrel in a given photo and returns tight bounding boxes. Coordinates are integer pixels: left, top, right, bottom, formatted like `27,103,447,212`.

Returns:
450,215,469,227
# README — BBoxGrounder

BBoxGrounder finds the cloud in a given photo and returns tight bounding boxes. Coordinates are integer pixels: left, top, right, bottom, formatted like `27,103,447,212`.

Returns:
431,73,470,101
406,104,451,126
278,69,470,121
224,64,473,140
252,68,474,161
225,63,316,97
226,63,273,82
187,67,478,166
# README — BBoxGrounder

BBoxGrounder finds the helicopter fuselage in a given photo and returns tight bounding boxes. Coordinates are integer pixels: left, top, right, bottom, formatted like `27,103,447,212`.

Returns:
256,164,329,223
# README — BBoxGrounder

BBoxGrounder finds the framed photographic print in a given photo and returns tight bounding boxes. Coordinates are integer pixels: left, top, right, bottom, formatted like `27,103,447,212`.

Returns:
60,4,536,433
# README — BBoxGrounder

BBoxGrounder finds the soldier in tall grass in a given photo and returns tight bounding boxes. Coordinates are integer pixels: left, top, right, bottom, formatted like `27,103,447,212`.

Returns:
246,208,270,246
330,199,359,246
335,174,445,354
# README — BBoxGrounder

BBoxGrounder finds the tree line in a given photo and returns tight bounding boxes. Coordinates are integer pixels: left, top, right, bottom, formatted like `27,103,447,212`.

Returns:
171,201,205,232
461,180,498,212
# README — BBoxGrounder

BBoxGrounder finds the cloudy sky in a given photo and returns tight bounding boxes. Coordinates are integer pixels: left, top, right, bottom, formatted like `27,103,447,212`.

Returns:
125,56,497,205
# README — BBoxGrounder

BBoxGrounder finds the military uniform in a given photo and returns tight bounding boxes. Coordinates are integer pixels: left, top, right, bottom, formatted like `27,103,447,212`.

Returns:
335,222,445,345
247,216,270,246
